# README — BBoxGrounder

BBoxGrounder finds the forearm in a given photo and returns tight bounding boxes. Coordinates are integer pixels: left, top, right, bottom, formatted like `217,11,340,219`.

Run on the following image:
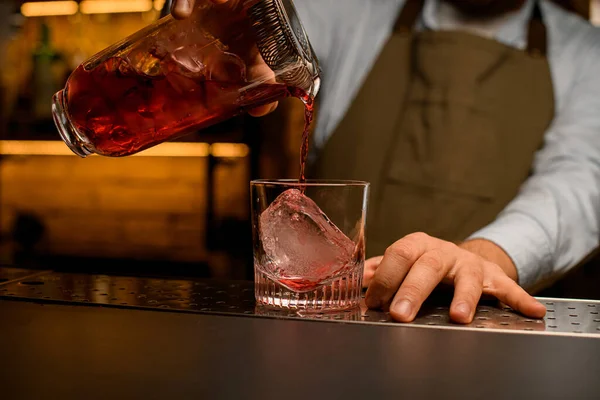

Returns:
467,167,600,289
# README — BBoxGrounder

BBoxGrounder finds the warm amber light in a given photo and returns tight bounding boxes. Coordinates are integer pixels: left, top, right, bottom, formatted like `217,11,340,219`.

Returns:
211,143,250,158
21,1,78,17
153,0,167,11
137,143,210,157
80,0,153,14
0,141,249,158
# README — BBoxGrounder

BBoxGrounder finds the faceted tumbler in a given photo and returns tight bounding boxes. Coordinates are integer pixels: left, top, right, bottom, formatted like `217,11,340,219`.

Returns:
251,180,369,312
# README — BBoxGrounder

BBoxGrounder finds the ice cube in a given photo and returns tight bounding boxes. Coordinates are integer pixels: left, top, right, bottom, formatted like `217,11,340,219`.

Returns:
128,53,162,77
171,43,246,83
127,43,166,77
205,51,246,82
259,189,355,290
172,45,205,75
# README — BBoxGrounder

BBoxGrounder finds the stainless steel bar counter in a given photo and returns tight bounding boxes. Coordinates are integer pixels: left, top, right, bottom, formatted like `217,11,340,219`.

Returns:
1,267,599,399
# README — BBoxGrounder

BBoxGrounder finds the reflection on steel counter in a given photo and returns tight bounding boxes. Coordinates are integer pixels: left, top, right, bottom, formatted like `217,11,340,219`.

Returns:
1,268,599,337
0,267,49,285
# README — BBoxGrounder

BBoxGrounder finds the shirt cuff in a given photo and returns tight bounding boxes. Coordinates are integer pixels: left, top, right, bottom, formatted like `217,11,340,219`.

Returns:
467,213,554,289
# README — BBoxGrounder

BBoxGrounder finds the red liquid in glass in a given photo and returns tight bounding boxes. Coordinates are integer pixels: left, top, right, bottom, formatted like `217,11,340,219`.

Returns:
65,56,299,157
65,54,315,185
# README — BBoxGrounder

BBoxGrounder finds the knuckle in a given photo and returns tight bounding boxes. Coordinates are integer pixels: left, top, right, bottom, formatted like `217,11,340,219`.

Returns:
463,251,482,265
385,241,416,264
455,250,484,271
485,260,504,273
418,252,445,275
406,231,430,242
443,241,460,253
461,257,485,277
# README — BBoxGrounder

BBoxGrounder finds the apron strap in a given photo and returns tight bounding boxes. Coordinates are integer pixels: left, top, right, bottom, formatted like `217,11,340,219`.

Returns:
527,1,547,56
394,0,425,33
393,0,548,56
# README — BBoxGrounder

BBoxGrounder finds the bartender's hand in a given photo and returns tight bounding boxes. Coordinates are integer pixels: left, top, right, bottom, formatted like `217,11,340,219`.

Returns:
171,0,227,17
363,233,547,324
171,0,277,117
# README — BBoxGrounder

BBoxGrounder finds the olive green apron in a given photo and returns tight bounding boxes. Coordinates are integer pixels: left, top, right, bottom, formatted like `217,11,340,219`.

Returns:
313,0,555,257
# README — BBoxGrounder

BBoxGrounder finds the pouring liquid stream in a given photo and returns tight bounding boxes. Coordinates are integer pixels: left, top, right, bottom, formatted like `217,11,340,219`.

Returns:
291,88,315,187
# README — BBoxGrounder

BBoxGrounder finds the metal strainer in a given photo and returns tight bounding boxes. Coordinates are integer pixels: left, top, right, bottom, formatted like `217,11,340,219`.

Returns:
246,0,321,96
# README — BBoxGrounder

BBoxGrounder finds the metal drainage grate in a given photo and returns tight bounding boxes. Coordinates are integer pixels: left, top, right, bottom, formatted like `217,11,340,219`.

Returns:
0,269,599,337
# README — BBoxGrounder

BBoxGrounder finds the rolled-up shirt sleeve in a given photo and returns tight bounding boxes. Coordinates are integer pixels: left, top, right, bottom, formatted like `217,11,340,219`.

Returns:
469,32,600,289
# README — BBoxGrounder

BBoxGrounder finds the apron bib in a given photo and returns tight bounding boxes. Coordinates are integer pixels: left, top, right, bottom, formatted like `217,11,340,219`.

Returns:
313,0,555,257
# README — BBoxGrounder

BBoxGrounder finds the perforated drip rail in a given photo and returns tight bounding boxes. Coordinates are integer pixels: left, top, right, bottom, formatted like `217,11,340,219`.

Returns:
1,268,599,337
0,267,49,286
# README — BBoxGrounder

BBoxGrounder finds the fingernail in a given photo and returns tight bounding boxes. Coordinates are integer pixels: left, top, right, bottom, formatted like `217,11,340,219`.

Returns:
173,0,190,15
455,302,471,318
393,300,412,318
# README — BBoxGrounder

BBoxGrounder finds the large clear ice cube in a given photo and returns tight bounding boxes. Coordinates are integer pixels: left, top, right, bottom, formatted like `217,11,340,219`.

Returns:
259,189,355,291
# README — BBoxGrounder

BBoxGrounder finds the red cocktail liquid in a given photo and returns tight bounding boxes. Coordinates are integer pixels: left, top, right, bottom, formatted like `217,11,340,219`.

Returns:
296,90,314,184
65,56,307,157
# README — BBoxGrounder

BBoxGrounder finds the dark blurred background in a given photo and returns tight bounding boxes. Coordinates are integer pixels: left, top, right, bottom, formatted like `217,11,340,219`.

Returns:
0,0,598,298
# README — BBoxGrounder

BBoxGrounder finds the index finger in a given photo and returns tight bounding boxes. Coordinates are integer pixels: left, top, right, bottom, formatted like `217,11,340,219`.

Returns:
389,248,457,322
365,233,430,309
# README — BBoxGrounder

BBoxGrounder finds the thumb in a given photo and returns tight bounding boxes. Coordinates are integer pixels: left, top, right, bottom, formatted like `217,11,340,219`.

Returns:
363,256,384,287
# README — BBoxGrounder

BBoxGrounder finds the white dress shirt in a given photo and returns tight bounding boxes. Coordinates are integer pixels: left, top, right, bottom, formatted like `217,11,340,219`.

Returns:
295,0,600,288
